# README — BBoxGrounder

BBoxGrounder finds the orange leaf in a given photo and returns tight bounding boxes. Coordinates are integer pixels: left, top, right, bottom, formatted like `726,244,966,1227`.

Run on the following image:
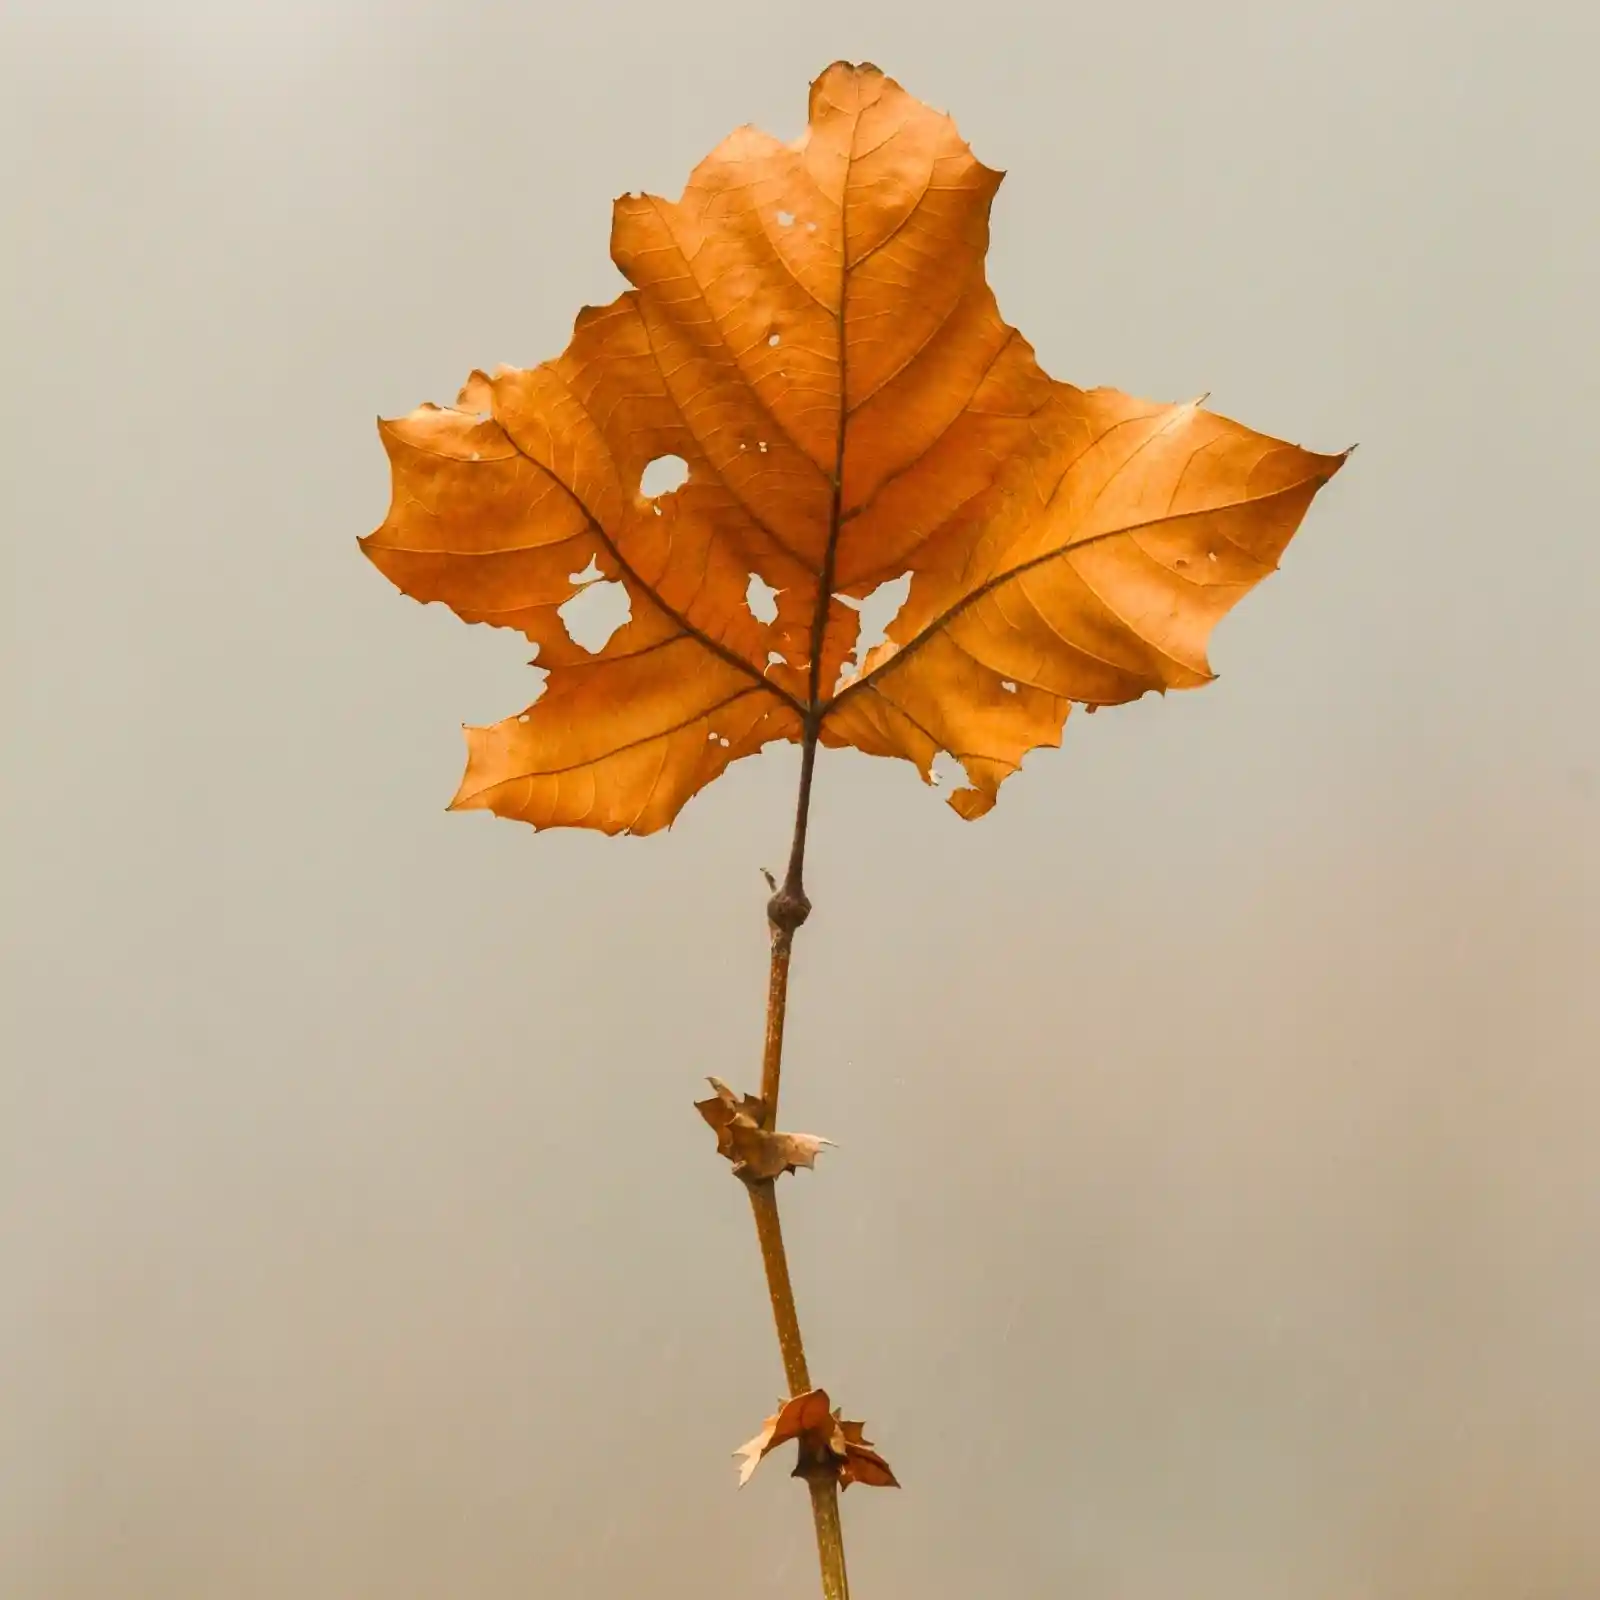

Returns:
694,1077,832,1181
363,62,1347,833
735,1388,899,1491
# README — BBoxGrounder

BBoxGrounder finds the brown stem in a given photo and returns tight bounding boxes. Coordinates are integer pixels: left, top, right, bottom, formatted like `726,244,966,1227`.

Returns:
806,1476,850,1600
740,717,850,1600
758,925,798,1125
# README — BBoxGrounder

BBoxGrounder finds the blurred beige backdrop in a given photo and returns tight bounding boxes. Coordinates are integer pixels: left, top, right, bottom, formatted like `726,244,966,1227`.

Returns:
4,2,1597,1597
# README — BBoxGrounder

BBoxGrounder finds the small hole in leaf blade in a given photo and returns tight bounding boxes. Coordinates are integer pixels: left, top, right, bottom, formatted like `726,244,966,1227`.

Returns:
746,573,779,624
558,579,630,653
640,454,689,498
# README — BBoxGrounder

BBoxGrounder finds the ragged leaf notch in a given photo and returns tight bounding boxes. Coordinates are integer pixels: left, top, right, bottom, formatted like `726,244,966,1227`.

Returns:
362,61,1347,835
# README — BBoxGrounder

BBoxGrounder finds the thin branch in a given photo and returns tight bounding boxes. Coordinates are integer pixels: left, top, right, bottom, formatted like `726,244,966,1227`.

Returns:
742,712,847,1600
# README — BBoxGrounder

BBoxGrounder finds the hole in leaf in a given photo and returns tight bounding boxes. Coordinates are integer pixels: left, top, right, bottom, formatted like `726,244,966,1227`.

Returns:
469,451,481,462
569,556,604,585
777,210,795,227
767,331,781,347
1001,680,1017,694
767,651,786,667
640,454,689,498
718,735,731,747
851,571,912,665
746,572,779,624
1207,550,1218,563
558,579,630,653
518,713,531,723
805,221,817,233
757,440,769,453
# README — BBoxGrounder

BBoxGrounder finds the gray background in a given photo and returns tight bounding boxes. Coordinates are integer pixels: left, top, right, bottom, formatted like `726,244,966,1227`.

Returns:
5,2,1597,1596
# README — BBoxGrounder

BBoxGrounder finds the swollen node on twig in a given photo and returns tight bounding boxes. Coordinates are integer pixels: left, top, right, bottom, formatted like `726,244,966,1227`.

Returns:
767,882,811,932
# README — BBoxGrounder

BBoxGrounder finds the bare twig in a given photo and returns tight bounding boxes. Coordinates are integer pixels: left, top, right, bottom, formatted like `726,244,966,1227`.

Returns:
738,714,850,1599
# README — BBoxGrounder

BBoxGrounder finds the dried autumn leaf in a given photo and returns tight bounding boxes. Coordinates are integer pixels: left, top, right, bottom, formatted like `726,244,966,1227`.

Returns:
735,1388,899,1490
694,1077,831,1180
363,61,1347,833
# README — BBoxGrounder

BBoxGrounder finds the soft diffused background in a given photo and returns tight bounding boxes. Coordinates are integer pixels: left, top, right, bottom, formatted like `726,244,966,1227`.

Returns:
5,2,1597,1596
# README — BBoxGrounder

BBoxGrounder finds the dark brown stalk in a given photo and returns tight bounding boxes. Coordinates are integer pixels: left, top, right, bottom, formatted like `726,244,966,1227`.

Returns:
741,718,849,1600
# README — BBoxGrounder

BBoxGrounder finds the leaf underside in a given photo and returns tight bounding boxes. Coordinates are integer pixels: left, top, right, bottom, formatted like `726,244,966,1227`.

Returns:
362,61,1346,835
